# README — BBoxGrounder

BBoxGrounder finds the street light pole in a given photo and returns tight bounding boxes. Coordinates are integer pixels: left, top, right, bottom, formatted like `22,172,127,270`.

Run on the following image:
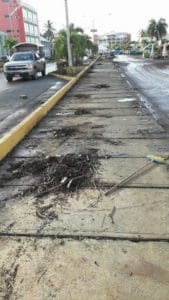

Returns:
90,19,97,43
64,0,72,66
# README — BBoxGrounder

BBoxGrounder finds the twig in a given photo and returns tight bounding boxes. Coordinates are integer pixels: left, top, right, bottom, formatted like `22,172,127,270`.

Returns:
101,215,106,227
109,206,116,224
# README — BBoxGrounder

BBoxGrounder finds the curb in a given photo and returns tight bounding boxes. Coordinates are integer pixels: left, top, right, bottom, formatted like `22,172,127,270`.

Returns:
50,73,74,81
0,57,99,161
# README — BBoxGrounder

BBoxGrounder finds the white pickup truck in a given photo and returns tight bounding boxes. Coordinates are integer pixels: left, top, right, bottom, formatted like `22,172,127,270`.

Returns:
3,43,46,82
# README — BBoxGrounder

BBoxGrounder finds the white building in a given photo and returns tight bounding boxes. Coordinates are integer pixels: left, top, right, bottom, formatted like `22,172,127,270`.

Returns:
21,1,40,44
98,31,131,50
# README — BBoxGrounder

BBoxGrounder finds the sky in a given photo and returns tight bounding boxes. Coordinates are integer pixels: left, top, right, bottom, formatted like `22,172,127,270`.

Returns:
28,0,169,40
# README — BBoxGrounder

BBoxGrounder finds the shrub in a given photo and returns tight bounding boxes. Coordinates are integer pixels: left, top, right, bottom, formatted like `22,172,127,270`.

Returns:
144,50,150,58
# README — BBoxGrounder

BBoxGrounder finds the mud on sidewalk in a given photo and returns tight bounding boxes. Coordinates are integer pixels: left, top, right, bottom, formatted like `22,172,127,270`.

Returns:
0,60,169,299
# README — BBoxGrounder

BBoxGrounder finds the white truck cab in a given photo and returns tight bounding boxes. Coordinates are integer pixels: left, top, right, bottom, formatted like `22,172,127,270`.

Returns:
4,43,46,82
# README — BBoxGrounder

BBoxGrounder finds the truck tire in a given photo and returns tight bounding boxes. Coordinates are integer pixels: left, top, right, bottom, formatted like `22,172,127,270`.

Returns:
41,66,46,76
22,74,29,80
6,75,13,82
32,69,37,80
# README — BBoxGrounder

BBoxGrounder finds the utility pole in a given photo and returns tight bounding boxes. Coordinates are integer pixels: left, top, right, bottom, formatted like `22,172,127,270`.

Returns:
90,19,97,43
64,0,72,66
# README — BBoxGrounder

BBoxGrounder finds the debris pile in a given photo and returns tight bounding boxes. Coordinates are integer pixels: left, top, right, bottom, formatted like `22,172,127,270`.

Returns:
5,152,99,198
94,84,110,89
53,126,78,137
73,94,90,99
75,109,91,115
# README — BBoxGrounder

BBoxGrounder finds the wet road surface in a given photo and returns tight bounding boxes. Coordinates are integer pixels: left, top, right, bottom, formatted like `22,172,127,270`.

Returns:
0,63,66,138
115,55,169,130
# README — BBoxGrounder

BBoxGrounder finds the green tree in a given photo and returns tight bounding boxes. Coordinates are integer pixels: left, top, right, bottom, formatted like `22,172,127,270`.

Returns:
147,18,168,41
55,29,67,61
43,20,56,41
4,38,17,54
69,23,84,34
140,29,147,37
55,24,97,65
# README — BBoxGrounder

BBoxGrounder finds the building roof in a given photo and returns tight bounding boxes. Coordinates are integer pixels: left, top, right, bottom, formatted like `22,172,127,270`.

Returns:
20,0,37,13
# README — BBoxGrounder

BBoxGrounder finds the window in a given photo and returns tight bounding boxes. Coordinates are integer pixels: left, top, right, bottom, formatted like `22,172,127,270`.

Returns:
23,8,27,19
28,10,32,21
11,52,34,61
33,13,37,22
34,26,38,35
24,23,29,33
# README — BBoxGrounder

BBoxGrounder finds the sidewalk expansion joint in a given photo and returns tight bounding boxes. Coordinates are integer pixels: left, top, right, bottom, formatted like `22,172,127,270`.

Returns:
0,232,169,243
1,184,169,189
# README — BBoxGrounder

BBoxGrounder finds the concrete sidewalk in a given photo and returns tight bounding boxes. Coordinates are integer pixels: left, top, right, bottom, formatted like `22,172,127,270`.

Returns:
0,60,169,299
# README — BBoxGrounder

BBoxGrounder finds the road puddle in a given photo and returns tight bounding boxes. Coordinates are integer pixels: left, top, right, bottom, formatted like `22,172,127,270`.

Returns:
118,98,136,102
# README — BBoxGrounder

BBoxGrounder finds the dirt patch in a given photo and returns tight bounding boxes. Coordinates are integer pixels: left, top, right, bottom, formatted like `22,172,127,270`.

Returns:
93,84,110,89
1,263,20,300
36,127,78,138
73,94,90,99
4,151,99,198
53,126,78,138
75,109,91,115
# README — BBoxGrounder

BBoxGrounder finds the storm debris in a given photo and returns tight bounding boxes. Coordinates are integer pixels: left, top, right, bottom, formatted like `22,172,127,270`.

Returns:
53,126,78,137
75,109,91,115
109,206,116,224
73,94,90,99
1,264,19,300
4,152,99,198
36,205,58,220
19,94,28,99
93,84,110,89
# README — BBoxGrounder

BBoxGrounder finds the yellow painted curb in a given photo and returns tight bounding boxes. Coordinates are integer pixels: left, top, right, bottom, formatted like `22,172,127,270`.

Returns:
0,57,99,161
50,73,75,81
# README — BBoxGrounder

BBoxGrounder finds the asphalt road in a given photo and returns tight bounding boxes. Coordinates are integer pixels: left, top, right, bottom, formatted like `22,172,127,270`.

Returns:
0,62,66,138
115,55,169,130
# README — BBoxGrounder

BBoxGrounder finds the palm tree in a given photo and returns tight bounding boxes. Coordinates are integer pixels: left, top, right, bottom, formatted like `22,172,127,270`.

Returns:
147,18,168,41
140,29,147,38
43,20,56,41
55,23,96,66
4,38,17,55
69,23,84,34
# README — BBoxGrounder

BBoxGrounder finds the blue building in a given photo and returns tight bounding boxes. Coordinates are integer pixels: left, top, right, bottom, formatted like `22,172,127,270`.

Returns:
0,32,7,56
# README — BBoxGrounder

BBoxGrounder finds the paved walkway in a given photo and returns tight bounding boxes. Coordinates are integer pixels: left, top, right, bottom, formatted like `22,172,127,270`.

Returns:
0,60,169,299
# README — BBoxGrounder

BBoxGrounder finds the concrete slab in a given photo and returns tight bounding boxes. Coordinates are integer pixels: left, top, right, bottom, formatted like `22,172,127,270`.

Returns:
26,115,165,140
47,107,150,117
96,158,169,186
1,238,169,300
11,137,169,159
1,189,169,238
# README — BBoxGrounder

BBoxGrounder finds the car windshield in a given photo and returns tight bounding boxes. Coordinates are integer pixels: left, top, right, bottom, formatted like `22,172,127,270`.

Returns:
11,53,34,61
